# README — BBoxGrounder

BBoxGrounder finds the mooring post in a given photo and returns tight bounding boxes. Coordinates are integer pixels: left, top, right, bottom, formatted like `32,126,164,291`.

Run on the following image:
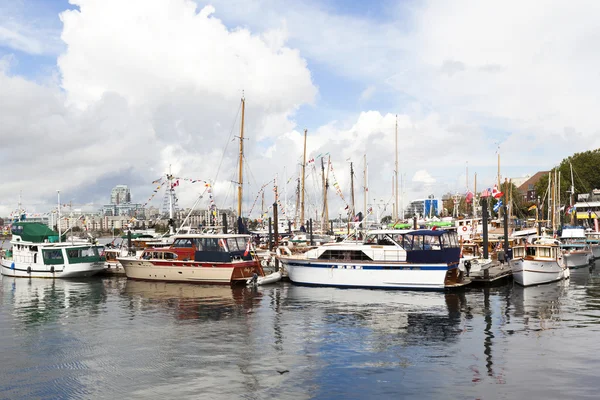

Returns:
309,218,314,246
268,217,273,252
222,213,228,234
413,216,417,229
482,197,489,260
127,229,132,256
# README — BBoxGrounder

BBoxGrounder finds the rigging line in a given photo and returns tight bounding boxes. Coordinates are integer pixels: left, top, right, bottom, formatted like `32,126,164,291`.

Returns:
212,100,242,186
572,167,596,210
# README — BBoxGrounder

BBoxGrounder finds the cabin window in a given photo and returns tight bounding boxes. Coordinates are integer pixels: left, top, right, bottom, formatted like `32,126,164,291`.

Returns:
195,238,226,252
318,250,373,261
43,249,64,264
513,247,524,257
173,238,193,248
237,237,249,250
227,238,241,251
163,252,178,260
537,247,551,258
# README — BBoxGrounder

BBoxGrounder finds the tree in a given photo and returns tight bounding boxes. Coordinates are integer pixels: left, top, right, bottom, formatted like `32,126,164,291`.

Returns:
381,215,392,224
534,148,600,206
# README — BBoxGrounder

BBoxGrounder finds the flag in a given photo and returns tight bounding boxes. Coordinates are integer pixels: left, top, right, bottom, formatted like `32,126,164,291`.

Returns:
492,184,504,199
465,190,474,204
493,199,503,213
480,188,491,198
528,204,537,211
243,237,251,256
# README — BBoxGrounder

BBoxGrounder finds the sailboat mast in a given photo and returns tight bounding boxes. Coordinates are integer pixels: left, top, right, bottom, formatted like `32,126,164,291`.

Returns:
57,190,61,242
300,128,307,228
394,115,399,221
363,154,367,224
237,96,245,218
474,173,477,218
321,158,327,232
324,156,330,232
570,162,575,225
350,162,355,219
168,166,175,235
295,178,300,229
466,162,469,217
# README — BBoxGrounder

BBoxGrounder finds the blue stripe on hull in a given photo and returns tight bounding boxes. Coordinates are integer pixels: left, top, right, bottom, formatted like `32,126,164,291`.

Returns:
288,281,447,291
284,262,453,271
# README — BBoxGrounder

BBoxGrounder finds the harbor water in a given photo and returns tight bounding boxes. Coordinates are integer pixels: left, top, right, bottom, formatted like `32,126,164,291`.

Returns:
1,264,600,399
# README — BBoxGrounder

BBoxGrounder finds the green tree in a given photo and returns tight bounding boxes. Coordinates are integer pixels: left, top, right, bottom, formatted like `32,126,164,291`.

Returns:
534,148,600,206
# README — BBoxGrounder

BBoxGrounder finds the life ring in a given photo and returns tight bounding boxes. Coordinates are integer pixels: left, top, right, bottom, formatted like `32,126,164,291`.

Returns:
461,226,468,232
276,246,292,257
260,259,267,267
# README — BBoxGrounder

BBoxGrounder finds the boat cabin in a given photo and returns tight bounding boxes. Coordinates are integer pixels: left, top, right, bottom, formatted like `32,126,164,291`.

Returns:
139,234,254,263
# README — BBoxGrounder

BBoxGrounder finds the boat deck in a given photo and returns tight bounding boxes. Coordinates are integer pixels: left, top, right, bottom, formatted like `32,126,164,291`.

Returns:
468,261,513,286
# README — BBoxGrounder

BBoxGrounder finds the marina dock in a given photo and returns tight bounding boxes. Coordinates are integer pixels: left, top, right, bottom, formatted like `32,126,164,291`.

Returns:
468,261,513,286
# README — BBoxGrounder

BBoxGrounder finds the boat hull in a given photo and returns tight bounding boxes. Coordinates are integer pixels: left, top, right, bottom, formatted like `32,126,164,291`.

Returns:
589,244,600,260
119,258,261,285
511,258,569,287
0,258,105,278
563,251,591,269
280,258,457,290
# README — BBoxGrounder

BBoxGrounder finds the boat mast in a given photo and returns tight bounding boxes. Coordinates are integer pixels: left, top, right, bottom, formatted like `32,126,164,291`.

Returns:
363,154,367,225
321,157,328,232
294,178,300,229
168,165,175,235
547,171,551,229
466,162,469,217
324,156,330,232
300,128,307,229
350,162,355,220
474,173,477,218
570,162,575,225
237,96,245,219
57,190,61,242
394,114,399,221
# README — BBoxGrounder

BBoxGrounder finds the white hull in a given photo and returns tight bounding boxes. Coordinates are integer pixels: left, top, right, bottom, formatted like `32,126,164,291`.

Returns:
101,260,126,275
247,271,282,286
1,258,104,278
589,244,600,260
563,251,591,269
511,258,570,287
280,258,454,290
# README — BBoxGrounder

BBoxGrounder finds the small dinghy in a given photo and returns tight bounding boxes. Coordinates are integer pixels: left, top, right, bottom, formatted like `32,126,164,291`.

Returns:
247,271,282,286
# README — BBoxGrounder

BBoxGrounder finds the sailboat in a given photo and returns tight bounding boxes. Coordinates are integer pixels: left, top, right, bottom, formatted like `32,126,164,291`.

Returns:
119,96,269,285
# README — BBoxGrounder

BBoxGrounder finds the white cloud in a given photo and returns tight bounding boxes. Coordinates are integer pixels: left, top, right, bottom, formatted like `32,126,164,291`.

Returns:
0,0,316,218
412,170,435,185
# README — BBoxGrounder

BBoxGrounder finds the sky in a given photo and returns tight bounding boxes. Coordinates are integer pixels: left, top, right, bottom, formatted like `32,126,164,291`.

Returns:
1,0,600,220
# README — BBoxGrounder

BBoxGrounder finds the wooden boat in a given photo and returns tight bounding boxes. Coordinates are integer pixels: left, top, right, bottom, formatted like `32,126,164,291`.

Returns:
511,237,570,286
118,233,264,285
277,229,466,290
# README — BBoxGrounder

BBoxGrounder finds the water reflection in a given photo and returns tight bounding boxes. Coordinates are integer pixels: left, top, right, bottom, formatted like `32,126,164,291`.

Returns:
1,276,107,327
122,280,264,321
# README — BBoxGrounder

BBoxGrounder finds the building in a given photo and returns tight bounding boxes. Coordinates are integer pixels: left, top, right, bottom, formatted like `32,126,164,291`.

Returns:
517,171,549,202
102,184,144,217
111,185,131,205
405,198,440,218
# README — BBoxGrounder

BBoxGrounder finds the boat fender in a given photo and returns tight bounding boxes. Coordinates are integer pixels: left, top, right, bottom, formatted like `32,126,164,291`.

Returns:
50,266,54,273
27,266,31,274
276,246,292,257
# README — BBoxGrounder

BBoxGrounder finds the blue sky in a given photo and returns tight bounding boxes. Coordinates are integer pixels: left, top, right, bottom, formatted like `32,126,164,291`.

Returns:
1,0,599,216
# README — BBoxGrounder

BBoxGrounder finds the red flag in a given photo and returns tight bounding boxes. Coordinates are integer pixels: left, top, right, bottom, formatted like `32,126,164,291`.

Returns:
492,184,503,199
465,191,474,204
244,238,251,256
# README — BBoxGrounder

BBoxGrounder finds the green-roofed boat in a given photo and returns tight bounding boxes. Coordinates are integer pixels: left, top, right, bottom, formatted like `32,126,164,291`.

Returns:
1,222,105,278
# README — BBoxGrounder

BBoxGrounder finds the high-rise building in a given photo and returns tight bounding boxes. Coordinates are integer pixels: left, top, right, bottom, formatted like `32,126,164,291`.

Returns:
111,185,131,205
